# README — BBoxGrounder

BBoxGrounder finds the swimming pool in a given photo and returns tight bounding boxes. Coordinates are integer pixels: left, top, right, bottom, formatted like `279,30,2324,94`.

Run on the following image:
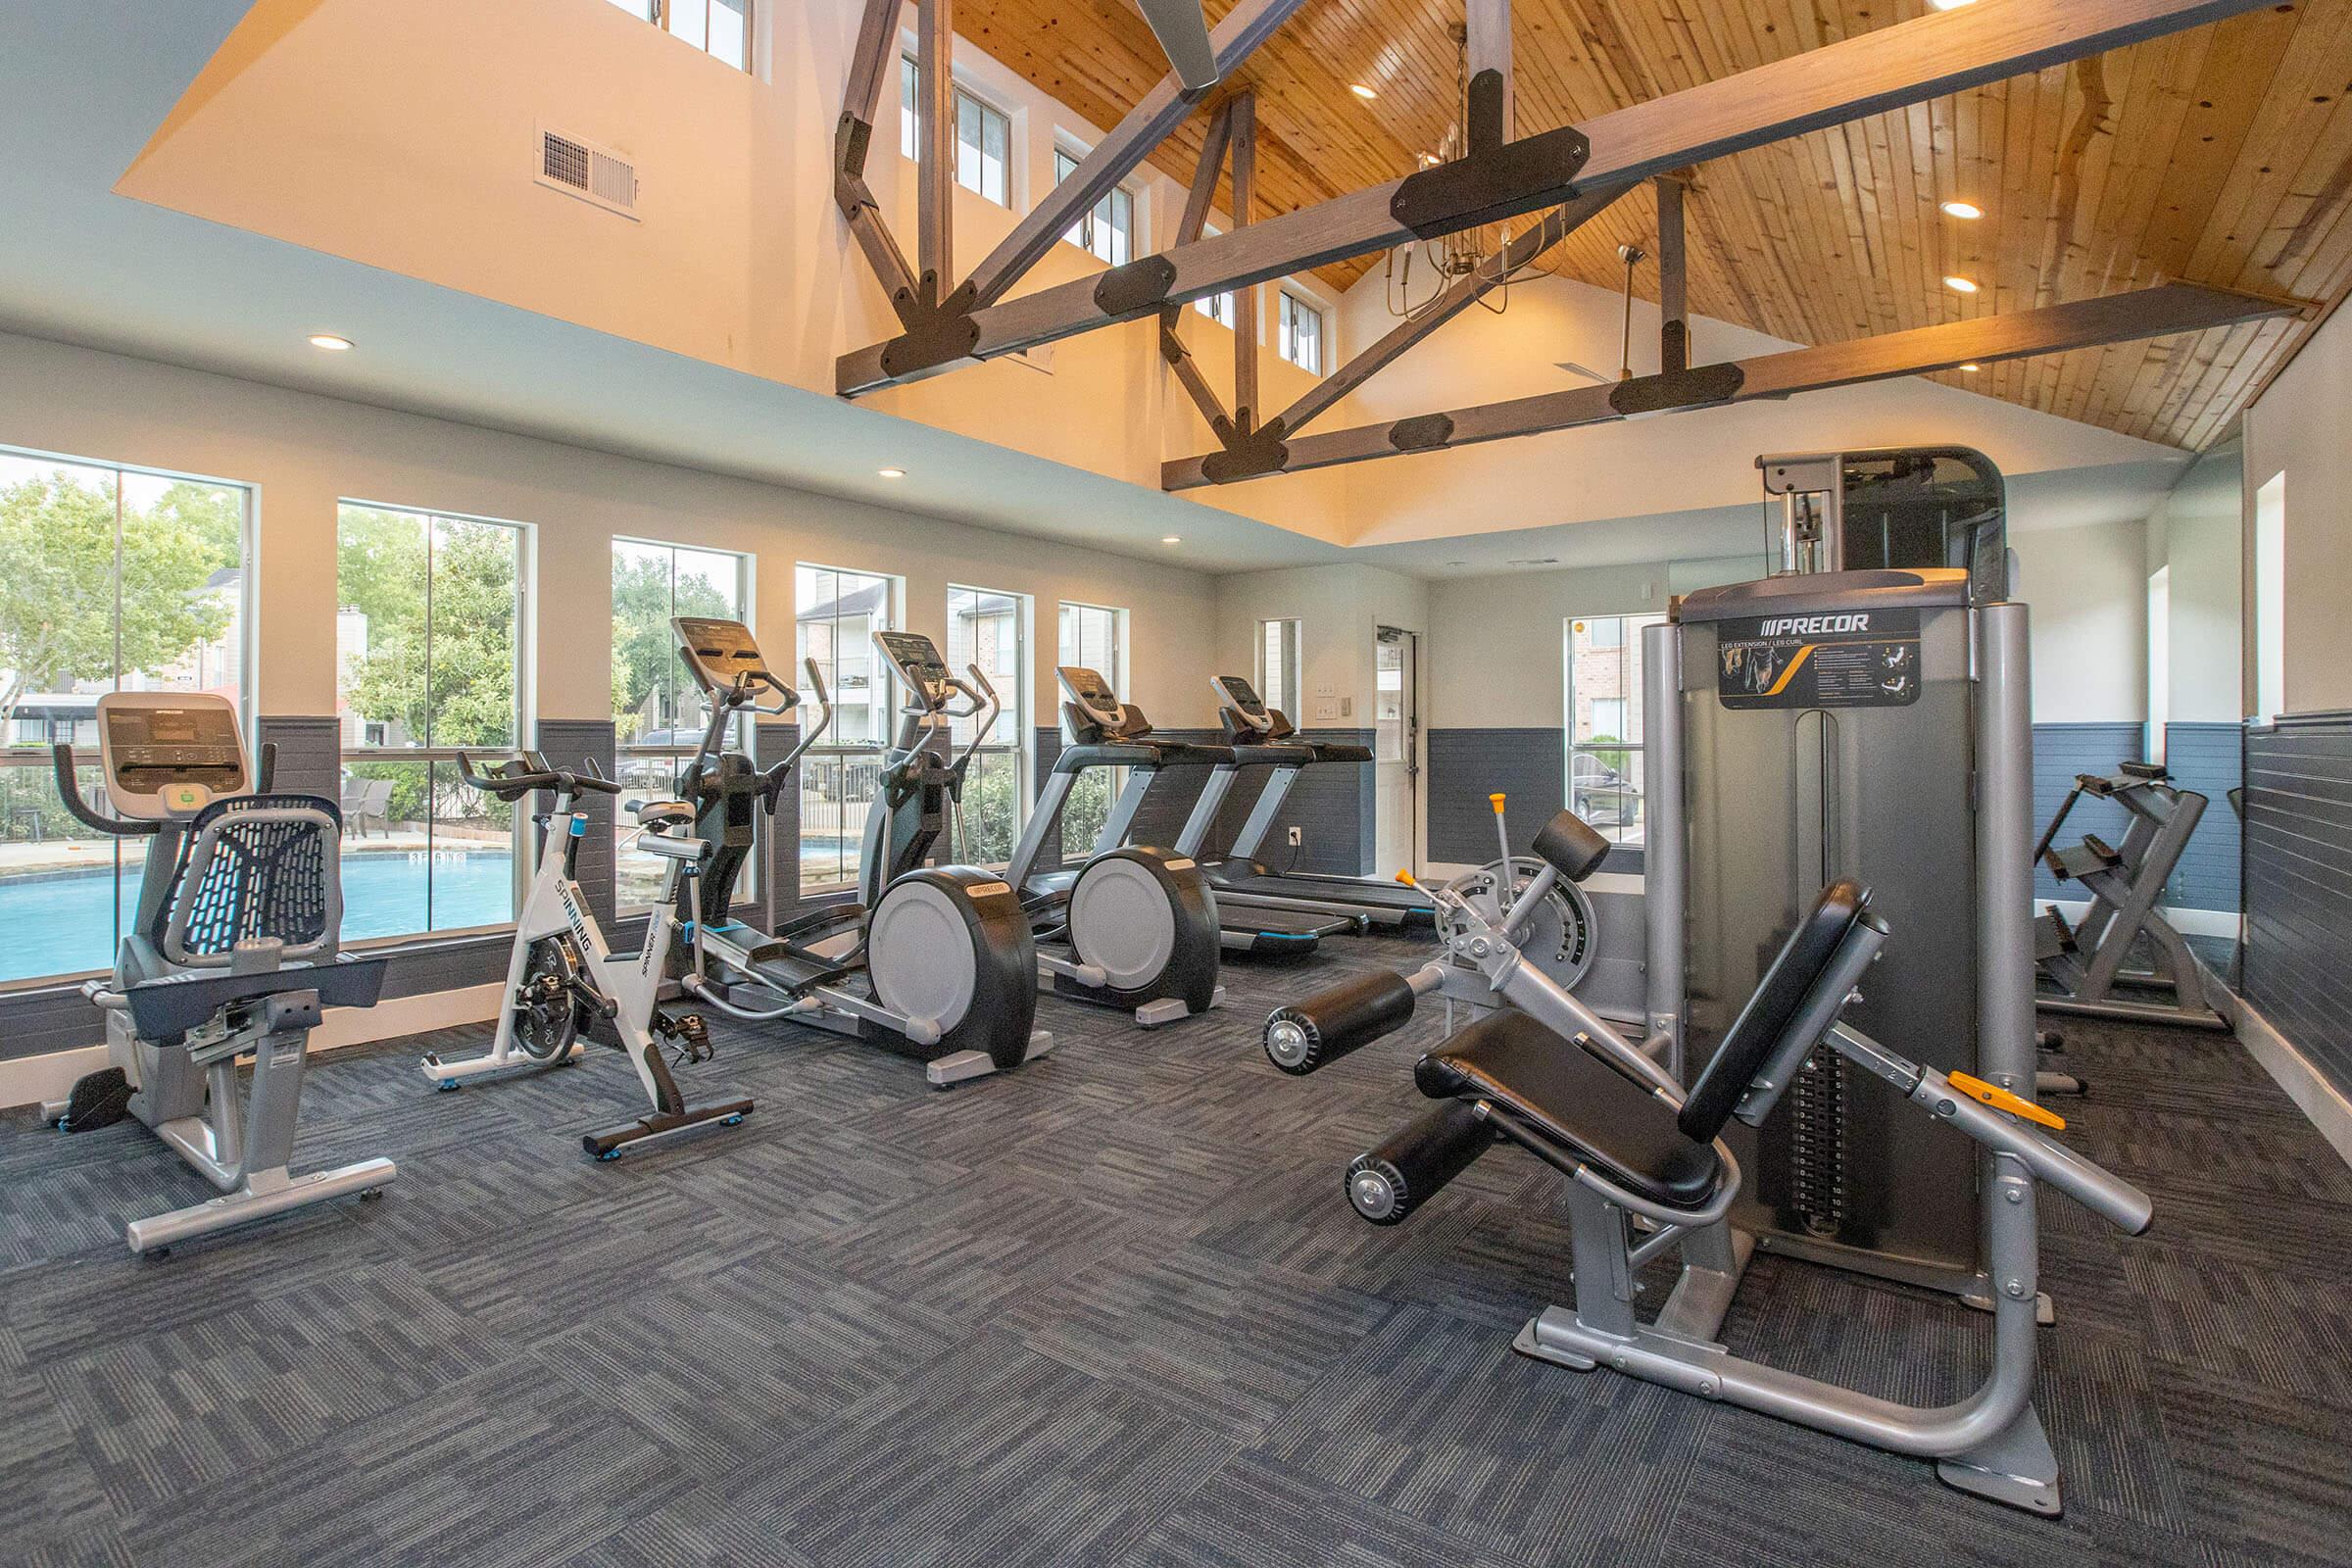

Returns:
0,851,516,985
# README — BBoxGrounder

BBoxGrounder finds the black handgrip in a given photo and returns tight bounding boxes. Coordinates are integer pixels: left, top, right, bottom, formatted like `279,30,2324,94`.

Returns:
257,740,278,793
50,743,153,837
1345,1101,1495,1224
569,773,623,797
1262,970,1418,1074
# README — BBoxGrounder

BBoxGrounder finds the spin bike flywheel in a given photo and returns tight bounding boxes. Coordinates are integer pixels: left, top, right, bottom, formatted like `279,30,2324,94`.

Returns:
514,935,592,1061
1437,857,1598,991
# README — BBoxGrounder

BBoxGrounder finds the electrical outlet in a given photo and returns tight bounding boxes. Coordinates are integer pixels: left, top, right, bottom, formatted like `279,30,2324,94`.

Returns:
1286,826,1303,848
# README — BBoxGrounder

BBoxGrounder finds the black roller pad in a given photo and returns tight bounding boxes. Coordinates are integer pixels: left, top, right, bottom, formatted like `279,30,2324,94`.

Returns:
1533,810,1610,882
1264,970,1416,1073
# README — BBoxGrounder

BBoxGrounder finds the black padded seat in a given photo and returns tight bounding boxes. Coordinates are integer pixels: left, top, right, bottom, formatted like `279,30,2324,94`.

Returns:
1415,1011,1722,1209
1675,880,1869,1142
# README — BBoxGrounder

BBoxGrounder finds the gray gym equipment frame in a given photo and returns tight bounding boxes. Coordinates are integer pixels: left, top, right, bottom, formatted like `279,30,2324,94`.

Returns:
2034,766,2230,1029
833,0,2293,488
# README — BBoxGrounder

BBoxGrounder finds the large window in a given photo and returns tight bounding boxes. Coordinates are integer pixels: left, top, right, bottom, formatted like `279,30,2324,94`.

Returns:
1278,290,1326,375
604,0,751,71
336,504,527,940
797,564,896,891
1054,148,1135,266
1258,618,1300,722
1565,612,1666,847
1057,602,1124,858
0,449,248,985
612,539,750,909
947,586,1028,865
901,58,1010,207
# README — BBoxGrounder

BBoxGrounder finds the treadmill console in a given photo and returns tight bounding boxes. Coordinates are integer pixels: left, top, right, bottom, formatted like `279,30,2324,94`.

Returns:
93,692,250,820
1056,666,1131,733
873,630,958,711
1211,675,1276,737
673,616,792,701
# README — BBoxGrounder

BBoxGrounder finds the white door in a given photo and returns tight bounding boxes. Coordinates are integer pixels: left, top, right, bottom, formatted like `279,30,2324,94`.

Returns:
1374,628,1418,876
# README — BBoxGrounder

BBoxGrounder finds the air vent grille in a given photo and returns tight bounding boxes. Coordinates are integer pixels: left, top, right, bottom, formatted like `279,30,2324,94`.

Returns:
536,128,639,220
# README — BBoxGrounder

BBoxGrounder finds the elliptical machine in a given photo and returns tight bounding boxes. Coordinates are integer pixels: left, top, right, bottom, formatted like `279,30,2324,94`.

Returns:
44,692,395,1255
670,617,1048,1086
418,752,755,1158
959,660,1224,1027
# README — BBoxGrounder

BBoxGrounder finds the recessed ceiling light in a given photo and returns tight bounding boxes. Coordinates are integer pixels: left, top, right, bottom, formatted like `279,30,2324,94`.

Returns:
1418,152,1441,168
1161,535,1182,545
1939,200,1984,220
308,333,354,352
1444,560,1467,567
1959,363,1982,373
877,466,906,478
1350,82,1378,100
1943,274,1980,294
1927,0,1978,11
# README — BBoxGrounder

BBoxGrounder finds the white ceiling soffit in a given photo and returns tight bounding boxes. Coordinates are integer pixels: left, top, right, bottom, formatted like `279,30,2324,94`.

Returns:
1359,459,2194,580
0,1,1341,577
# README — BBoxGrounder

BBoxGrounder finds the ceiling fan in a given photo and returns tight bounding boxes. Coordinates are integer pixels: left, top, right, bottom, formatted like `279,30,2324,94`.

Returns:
1557,243,1647,383
1135,0,1220,90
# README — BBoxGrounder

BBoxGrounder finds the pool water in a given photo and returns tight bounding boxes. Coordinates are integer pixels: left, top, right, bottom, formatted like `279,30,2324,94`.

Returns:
0,851,516,985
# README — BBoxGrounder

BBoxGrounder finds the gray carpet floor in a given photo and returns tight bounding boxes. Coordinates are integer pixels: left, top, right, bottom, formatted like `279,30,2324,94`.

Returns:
3,931,2347,1568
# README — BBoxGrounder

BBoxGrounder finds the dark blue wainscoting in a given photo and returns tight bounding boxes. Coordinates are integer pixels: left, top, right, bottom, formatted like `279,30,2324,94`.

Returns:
2242,713,2352,1102
2163,721,2243,914
1425,729,1566,865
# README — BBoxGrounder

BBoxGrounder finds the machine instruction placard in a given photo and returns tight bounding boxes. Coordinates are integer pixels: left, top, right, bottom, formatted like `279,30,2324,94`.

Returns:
1715,608,1922,710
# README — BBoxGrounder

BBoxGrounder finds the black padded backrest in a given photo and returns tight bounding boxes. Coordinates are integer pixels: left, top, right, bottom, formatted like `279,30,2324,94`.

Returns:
1676,880,1868,1142
155,794,343,966
1533,810,1610,882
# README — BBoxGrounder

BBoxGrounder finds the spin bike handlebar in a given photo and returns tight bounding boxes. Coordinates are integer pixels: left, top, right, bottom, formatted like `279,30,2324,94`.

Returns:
457,751,623,803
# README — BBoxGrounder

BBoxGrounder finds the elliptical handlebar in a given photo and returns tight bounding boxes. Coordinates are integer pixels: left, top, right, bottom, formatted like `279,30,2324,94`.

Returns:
758,656,835,812
49,742,155,838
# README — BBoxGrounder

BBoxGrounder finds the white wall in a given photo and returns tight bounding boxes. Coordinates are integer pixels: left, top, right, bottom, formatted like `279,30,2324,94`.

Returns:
2242,303,2352,714
0,331,1226,744
1212,564,1427,730
2144,446,2244,724
2010,518,2149,723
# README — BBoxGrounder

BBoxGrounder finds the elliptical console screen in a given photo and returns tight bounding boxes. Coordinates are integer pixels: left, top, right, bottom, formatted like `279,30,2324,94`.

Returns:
874,631,956,709
673,617,773,696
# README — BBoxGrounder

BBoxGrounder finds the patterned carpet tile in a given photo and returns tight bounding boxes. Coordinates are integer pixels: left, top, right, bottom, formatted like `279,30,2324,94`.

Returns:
0,926,2347,1567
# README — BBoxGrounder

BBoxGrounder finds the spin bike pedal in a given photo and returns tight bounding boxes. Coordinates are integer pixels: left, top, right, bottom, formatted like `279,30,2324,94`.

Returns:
657,1009,714,1066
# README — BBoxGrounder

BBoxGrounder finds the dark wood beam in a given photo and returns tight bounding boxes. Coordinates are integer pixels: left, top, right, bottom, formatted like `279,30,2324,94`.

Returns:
915,0,954,286
838,0,2277,395
1230,92,1259,427
1656,176,1688,373
1175,99,1234,250
1275,186,1627,438
1467,0,1512,136
963,0,1303,309
1161,318,1235,433
837,0,903,175
837,173,918,307
1160,284,2300,488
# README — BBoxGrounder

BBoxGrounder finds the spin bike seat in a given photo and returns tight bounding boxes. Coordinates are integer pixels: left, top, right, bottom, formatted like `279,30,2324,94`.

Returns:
627,798,696,828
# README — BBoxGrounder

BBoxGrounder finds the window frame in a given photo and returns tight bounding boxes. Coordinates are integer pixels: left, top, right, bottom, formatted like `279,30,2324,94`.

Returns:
1054,145,1138,266
334,499,533,943
1277,288,1328,376
902,55,1013,209
612,537,754,911
606,0,754,72
1257,617,1301,724
946,583,1031,868
0,444,257,990
1055,600,1126,858
796,562,900,895
1563,611,1667,850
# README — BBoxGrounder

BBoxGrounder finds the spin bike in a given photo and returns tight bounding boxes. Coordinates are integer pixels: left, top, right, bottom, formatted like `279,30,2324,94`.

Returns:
670,617,1047,1086
44,692,395,1255
419,753,754,1158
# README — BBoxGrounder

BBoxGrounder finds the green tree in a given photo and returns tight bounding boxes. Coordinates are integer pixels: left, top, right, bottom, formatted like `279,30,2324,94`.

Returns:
0,471,239,731
611,551,734,742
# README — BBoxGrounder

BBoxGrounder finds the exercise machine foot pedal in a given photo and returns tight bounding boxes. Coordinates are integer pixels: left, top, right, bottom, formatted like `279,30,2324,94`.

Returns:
55,1068,133,1132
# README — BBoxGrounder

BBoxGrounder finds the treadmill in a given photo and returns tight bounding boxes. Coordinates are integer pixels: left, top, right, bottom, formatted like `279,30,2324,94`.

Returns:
1173,675,1436,930
1056,667,1350,956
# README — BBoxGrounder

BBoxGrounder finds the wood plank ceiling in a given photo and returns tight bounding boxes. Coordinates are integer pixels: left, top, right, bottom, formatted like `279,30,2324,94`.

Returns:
955,0,2352,450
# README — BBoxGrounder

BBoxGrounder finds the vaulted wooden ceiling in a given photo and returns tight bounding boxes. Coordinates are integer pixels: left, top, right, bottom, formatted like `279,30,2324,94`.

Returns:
956,0,2352,451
